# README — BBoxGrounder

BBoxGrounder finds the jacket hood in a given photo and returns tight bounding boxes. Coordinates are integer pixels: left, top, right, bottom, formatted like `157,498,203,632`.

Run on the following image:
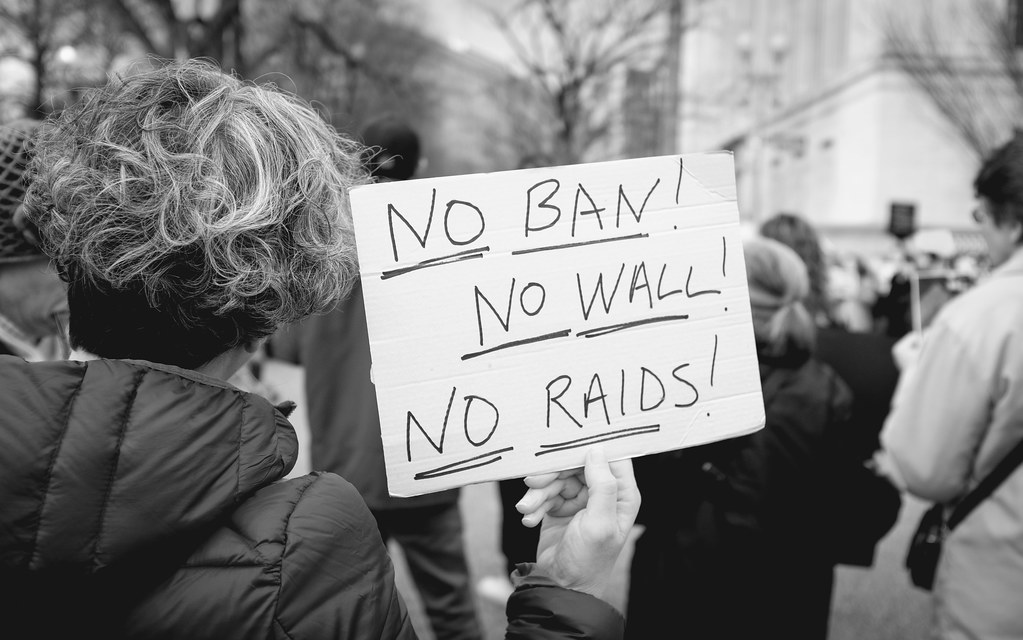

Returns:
0,356,298,574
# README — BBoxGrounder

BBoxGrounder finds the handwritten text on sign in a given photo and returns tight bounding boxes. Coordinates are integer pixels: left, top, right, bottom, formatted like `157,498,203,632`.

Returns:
350,152,765,497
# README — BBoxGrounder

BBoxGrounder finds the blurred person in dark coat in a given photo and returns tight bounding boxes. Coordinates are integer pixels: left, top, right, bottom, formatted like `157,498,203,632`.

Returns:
626,236,854,640
0,59,641,640
763,212,902,559
266,115,485,640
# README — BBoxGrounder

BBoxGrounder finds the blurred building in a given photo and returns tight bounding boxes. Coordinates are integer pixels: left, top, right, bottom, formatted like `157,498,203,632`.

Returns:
627,0,1018,257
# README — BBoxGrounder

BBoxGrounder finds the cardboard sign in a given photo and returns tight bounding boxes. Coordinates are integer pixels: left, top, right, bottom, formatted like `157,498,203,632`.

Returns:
350,152,765,497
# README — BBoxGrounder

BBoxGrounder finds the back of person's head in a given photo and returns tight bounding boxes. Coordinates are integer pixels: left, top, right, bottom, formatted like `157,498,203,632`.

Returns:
359,116,420,181
974,130,1023,233
759,211,831,323
744,235,815,357
23,59,366,369
0,118,46,265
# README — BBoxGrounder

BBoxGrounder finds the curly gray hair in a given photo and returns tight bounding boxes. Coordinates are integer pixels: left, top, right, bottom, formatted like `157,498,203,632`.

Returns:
23,59,366,366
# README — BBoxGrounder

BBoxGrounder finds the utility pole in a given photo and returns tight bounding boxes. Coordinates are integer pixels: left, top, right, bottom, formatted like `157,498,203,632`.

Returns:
662,0,684,154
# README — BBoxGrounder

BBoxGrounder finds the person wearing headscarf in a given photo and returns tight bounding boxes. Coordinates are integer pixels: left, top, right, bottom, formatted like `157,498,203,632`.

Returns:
0,118,69,360
626,236,854,640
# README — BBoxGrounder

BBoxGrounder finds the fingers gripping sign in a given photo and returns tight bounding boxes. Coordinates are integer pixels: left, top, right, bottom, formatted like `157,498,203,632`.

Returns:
516,469,586,527
515,446,641,598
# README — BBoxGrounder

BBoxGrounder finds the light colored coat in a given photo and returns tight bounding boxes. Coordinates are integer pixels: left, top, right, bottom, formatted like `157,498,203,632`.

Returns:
881,249,1023,640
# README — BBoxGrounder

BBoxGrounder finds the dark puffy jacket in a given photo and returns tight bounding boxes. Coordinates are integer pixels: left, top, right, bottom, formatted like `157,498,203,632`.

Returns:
0,356,624,639
0,356,415,639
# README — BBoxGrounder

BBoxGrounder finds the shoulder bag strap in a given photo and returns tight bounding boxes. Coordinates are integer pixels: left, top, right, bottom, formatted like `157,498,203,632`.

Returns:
947,433,1023,530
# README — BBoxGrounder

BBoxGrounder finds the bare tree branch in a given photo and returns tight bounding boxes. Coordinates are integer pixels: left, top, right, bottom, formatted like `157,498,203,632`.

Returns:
104,0,170,56
880,1,1023,157
289,13,406,89
482,0,675,162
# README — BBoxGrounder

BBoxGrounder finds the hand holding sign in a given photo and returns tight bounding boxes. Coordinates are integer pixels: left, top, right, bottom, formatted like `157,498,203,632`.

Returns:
350,152,764,496
515,446,640,599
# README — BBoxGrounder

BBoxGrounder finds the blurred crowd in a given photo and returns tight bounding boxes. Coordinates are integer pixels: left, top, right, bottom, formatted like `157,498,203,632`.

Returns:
823,233,989,340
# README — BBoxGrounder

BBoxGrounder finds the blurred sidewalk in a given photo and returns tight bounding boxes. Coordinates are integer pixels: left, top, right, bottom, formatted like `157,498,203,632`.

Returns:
830,495,933,640
262,359,933,640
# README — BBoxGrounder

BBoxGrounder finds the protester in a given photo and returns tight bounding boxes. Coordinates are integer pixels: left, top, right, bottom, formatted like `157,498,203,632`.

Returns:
762,211,902,564
0,118,69,360
759,211,835,327
266,115,485,639
361,115,422,181
813,312,903,499
0,59,641,640
878,131,1023,640
627,236,855,640
828,253,880,333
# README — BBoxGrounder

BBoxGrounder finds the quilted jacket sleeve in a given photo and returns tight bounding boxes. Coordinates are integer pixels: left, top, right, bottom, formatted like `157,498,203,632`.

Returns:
270,473,417,640
505,564,625,640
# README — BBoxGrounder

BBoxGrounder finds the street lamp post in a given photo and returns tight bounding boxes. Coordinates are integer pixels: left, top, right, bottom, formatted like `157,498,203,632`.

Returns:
737,31,788,223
